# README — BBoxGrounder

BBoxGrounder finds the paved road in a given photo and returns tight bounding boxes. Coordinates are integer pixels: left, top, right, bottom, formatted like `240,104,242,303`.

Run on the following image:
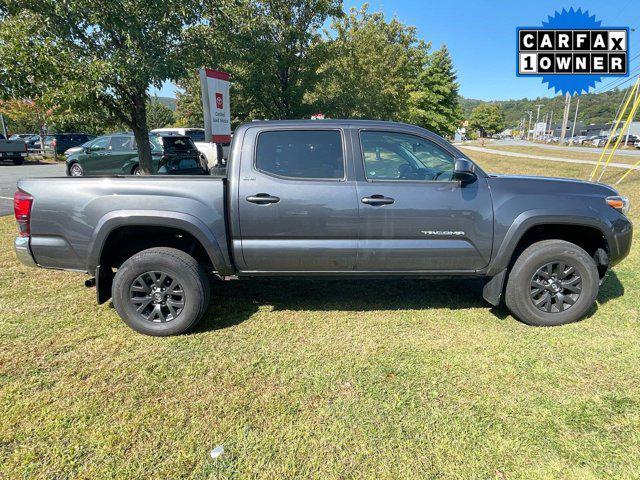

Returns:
493,139,640,156
460,145,640,174
0,162,66,216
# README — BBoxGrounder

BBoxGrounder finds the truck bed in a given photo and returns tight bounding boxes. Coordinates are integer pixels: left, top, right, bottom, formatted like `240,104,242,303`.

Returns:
18,175,231,273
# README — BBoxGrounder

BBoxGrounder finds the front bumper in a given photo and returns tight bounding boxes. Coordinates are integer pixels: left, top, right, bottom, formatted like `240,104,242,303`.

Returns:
14,236,37,268
609,217,633,267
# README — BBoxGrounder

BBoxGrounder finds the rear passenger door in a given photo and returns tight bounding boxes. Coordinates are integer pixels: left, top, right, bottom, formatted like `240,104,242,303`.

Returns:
237,128,359,272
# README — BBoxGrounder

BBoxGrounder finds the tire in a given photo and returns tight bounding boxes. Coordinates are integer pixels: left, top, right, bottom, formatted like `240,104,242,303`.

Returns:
505,240,599,327
112,247,210,336
69,163,84,176
13,158,24,165
131,165,141,175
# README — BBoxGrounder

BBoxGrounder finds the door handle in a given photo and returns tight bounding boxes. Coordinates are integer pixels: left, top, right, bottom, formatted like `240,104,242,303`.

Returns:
361,195,395,206
246,193,280,205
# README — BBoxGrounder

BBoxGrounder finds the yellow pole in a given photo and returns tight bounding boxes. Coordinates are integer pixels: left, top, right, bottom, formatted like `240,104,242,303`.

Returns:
615,157,640,185
597,91,640,182
589,79,640,180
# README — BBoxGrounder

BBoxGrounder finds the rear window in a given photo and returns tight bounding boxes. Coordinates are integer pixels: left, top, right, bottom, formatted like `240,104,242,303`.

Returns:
255,130,344,179
162,136,197,152
185,130,205,142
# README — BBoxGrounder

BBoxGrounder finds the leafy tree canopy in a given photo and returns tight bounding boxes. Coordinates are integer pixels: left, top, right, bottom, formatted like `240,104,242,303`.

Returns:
469,103,506,137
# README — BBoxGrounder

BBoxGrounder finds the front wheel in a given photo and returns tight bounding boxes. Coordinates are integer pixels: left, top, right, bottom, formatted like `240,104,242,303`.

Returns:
112,247,210,336
131,165,141,175
505,240,599,327
69,163,84,176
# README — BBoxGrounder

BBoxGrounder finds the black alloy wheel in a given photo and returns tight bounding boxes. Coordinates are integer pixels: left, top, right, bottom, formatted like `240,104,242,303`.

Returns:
129,271,185,323
530,261,582,313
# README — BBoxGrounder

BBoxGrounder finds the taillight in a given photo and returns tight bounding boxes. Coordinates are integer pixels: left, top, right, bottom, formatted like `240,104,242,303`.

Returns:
24,142,28,152
51,139,57,147
13,190,33,237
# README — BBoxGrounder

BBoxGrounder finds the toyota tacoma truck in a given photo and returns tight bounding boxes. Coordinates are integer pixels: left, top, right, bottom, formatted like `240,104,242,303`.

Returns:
13,120,633,336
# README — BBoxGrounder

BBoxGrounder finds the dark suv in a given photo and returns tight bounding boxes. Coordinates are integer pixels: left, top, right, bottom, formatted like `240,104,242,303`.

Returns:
43,133,96,155
66,132,208,176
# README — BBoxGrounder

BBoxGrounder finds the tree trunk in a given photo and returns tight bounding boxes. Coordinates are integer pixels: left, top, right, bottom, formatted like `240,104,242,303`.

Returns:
129,95,153,175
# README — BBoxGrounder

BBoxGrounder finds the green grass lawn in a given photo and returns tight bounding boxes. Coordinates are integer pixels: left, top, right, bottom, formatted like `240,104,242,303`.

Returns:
1,152,639,479
479,144,640,167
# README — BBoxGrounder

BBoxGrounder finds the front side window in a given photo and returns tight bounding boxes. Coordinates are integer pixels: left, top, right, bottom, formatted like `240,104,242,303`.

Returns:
256,130,344,179
360,131,454,181
89,136,110,150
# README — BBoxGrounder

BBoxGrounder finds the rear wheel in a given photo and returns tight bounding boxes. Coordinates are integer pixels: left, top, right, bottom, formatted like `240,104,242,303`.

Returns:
131,165,141,175
505,240,599,326
112,247,210,336
13,158,25,165
69,163,84,176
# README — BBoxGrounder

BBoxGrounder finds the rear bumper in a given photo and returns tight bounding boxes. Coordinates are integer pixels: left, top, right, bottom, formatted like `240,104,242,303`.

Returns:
14,236,37,268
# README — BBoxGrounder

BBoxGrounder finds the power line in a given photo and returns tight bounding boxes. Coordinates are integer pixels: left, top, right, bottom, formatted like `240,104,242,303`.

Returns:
592,68,640,95
591,52,640,94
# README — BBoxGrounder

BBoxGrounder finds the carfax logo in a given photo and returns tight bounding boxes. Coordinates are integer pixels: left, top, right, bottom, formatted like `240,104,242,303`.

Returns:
516,8,629,94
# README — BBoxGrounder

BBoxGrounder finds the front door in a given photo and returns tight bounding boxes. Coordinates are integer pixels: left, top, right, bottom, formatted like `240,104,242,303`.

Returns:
237,128,359,271
354,130,493,272
82,136,111,174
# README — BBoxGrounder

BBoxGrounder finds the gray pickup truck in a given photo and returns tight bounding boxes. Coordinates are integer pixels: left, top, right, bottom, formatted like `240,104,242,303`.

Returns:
14,120,633,336
0,135,28,165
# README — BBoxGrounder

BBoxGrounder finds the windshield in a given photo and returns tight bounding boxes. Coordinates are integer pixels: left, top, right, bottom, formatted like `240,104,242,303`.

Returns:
185,130,206,142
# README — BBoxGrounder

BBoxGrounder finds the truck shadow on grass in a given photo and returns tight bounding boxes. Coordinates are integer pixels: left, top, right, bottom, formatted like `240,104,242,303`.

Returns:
195,271,624,332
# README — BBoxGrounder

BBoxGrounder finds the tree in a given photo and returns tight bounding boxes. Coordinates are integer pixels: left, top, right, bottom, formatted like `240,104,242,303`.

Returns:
146,98,175,130
312,5,427,121
207,0,343,120
409,45,462,137
469,104,505,137
0,0,216,173
173,77,204,128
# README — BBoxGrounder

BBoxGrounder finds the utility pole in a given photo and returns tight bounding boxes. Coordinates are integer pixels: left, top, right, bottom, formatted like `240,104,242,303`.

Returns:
625,87,639,146
548,110,554,138
571,96,580,140
560,92,572,144
526,110,533,140
0,113,7,138
534,104,544,140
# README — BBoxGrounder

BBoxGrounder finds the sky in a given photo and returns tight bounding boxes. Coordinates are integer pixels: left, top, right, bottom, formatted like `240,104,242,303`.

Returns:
151,0,640,101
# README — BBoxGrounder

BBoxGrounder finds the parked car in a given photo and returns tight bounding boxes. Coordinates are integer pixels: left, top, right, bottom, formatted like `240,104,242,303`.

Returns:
24,135,41,151
592,136,610,147
9,133,36,141
42,133,95,155
65,132,208,176
14,120,633,336
612,134,639,145
0,134,28,165
151,127,229,168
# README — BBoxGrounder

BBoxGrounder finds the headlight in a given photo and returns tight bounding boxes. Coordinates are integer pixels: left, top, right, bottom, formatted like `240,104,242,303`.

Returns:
606,195,630,215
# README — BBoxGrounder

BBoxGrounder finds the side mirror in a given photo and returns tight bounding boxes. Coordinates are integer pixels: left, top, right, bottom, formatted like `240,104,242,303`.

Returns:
453,158,477,184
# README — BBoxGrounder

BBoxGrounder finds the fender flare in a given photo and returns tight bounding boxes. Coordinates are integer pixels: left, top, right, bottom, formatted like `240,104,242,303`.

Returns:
486,209,613,276
86,209,230,274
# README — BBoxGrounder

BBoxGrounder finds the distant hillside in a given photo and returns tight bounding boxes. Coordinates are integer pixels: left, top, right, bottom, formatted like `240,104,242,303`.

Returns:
150,96,177,111
461,86,633,128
